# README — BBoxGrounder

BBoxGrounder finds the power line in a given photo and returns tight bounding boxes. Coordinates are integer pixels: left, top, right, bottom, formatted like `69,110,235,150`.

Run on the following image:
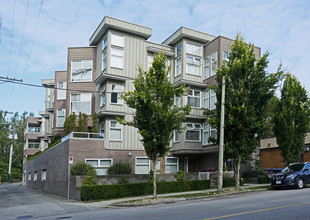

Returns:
0,79,102,94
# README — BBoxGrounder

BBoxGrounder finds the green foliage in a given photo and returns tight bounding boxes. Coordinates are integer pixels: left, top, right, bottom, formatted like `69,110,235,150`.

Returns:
223,178,245,187
206,33,283,188
70,161,96,176
118,176,128,184
242,170,267,178
257,176,270,184
48,134,62,147
81,180,210,201
82,176,97,186
107,161,132,175
78,112,89,132
272,73,310,165
64,112,77,136
91,112,99,133
176,170,186,181
119,52,191,197
0,111,28,182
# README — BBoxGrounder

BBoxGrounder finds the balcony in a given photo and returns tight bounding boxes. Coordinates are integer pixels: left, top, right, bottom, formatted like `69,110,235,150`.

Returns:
61,132,104,142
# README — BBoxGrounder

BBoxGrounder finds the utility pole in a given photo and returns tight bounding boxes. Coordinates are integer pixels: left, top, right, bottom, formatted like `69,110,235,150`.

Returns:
217,75,226,192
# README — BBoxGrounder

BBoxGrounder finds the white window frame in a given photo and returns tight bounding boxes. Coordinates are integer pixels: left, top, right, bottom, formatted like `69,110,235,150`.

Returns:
187,89,201,108
135,157,150,174
56,108,66,127
148,55,154,69
174,130,181,143
175,44,182,77
186,43,202,56
28,126,40,134
109,121,122,141
204,51,218,79
223,51,229,62
185,123,202,142
111,84,123,105
28,172,31,181
204,89,216,110
41,169,46,181
70,93,92,115
111,34,124,69
203,122,217,145
186,56,201,76
85,158,113,175
57,81,67,100
174,96,182,107
28,142,40,149
165,157,179,173
71,60,93,82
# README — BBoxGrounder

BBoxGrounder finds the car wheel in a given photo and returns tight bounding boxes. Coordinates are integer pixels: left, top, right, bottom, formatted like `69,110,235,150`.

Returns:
297,178,304,189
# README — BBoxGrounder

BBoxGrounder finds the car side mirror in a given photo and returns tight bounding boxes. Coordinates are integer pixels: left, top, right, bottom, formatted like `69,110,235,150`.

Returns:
304,168,309,172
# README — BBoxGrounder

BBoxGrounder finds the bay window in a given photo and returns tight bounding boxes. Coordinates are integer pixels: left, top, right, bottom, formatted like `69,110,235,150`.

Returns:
203,122,217,145
203,51,218,79
204,89,216,110
188,89,201,108
111,84,123,104
185,123,202,141
109,121,122,141
186,56,201,75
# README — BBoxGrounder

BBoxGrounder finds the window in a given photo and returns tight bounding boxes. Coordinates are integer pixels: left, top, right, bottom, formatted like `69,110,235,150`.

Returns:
28,172,31,181
185,123,202,141
165,157,179,173
187,89,201,108
148,55,154,69
156,160,161,174
223,51,229,62
111,34,124,69
56,109,66,127
71,60,92,82
204,89,216,110
135,157,150,174
109,121,122,141
41,169,46,181
111,84,123,104
100,86,106,107
70,93,92,115
85,159,112,175
186,43,201,56
100,123,105,139
203,51,218,79
28,126,40,133
57,82,67,100
203,123,217,145
111,48,124,69
102,35,108,71
174,96,181,107
111,33,124,47
174,130,181,142
186,56,201,75
28,142,40,149
34,171,37,181
175,44,182,76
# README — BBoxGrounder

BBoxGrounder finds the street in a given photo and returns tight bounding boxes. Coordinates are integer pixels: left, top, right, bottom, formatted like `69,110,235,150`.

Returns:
1,183,310,220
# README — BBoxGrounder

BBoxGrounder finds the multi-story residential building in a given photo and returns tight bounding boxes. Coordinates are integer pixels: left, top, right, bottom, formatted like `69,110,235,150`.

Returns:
24,17,262,192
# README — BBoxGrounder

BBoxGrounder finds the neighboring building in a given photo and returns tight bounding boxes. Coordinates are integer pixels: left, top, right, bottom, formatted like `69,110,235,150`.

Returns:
23,17,262,195
259,133,310,169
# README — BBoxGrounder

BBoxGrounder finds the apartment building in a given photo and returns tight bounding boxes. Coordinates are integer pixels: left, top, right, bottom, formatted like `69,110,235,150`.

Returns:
24,17,262,178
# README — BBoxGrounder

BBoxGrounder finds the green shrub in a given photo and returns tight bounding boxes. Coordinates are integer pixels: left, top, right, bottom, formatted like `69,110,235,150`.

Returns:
118,176,128,184
177,170,186,181
107,161,132,175
258,175,270,183
81,180,210,201
223,178,245,187
242,170,267,178
82,176,97,186
70,161,96,176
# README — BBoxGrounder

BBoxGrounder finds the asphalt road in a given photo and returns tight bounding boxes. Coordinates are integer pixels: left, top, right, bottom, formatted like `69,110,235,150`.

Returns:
1,183,310,220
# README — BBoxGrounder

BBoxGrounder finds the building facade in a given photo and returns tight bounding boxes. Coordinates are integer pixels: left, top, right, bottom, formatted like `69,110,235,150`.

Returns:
24,17,262,186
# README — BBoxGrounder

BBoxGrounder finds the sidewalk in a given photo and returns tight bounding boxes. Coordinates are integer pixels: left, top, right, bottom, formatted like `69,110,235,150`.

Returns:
82,183,270,208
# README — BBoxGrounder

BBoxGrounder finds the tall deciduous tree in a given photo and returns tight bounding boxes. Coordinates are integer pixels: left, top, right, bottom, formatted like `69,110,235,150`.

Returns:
206,34,283,188
120,52,191,198
273,73,310,165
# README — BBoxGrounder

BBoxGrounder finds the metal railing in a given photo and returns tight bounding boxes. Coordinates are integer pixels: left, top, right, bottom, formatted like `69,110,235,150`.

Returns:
61,132,104,142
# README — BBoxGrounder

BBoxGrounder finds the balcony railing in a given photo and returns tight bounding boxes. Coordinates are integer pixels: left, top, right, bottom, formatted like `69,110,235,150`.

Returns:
61,132,104,142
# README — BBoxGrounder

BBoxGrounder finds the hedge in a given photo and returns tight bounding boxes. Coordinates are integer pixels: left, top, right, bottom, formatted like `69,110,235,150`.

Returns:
223,178,245,187
81,180,210,201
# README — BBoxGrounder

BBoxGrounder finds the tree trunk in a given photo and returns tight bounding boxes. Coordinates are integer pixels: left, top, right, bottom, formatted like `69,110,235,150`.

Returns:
234,156,241,189
153,160,157,199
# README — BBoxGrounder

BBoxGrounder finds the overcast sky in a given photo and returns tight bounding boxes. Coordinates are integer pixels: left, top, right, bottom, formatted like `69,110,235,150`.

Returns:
0,0,309,116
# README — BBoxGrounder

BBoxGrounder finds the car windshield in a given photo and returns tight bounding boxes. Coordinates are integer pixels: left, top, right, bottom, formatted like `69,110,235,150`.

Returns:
282,164,305,173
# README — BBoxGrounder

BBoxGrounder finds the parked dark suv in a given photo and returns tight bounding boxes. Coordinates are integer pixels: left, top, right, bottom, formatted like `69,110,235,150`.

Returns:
271,162,310,189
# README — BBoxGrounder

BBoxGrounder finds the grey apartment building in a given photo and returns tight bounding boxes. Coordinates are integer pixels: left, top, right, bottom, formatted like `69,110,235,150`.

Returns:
23,17,261,192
